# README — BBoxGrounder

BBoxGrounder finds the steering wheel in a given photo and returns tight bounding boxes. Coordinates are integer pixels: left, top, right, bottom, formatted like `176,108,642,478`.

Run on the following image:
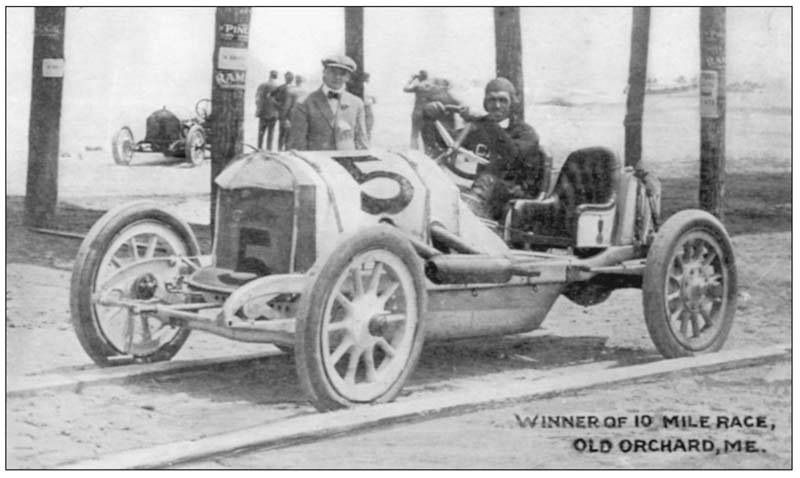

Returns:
432,119,489,181
195,98,212,121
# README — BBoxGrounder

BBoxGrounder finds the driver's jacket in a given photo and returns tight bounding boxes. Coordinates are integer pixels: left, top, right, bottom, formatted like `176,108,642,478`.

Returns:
466,116,542,191
459,116,548,221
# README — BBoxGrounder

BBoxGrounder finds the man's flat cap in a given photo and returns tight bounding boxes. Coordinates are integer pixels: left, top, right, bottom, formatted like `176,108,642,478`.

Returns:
321,54,357,73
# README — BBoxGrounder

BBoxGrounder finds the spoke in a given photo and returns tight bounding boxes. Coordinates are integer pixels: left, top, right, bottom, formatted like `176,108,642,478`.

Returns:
345,348,361,384
698,306,713,329
140,316,152,341
327,319,351,333
377,281,401,306
689,312,701,338
329,337,354,366
367,263,385,295
103,306,128,323
110,256,122,268
706,274,722,285
667,290,681,303
121,311,135,353
670,306,684,323
363,346,377,382
335,293,354,313
381,313,407,325
374,337,396,358
129,238,140,261
678,310,688,337
144,236,159,259
351,267,365,298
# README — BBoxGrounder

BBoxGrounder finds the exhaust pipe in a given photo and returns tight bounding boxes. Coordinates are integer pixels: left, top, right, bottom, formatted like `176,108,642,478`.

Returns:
426,254,546,285
426,254,515,284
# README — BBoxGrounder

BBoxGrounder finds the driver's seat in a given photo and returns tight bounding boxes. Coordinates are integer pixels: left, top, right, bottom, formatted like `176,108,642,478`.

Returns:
505,147,620,249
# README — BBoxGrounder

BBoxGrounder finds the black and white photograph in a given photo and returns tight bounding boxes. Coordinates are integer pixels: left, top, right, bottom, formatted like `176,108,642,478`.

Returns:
5,5,792,469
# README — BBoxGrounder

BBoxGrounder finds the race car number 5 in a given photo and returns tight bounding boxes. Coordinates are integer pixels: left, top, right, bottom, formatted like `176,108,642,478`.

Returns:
334,156,415,215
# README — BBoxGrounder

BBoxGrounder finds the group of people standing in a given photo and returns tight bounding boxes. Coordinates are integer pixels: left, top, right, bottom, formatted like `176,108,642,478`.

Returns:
255,57,375,151
255,70,306,151
256,53,550,222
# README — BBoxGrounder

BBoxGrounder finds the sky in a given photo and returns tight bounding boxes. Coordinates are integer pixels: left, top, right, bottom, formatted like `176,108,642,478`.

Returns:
5,7,791,155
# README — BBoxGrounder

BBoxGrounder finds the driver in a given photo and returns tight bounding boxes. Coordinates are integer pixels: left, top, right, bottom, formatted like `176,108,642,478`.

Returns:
422,77,547,220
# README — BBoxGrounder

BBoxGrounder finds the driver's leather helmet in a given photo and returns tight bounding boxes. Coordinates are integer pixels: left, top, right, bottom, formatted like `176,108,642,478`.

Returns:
483,77,518,117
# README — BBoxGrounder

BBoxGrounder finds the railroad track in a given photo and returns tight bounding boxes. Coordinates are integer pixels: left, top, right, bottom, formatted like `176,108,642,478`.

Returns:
7,342,790,469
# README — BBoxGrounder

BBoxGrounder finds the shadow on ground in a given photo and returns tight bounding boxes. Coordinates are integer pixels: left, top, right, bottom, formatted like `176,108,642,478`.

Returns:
111,334,659,407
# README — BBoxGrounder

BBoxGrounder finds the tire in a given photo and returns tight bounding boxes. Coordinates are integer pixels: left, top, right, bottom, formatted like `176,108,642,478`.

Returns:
642,209,737,358
185,125,206,166
295,225,428,411
111,126,135,165
70,201,200,366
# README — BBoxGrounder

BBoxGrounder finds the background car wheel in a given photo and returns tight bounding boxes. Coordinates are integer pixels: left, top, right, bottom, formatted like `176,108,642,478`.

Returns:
642,209,737,358
295,225,427,411
111,126,135,165
195,98,212,121
185,125,206,166
71,201,200,366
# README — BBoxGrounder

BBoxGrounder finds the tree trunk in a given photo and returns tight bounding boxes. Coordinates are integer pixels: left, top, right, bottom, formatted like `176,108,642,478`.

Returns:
624,7,650,168
494,7,524,120
699,7,726,219
209,7,252,238
25,7,66,227
345,7,365,99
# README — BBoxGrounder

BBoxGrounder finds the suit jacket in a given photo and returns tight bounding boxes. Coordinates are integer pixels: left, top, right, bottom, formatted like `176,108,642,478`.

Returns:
287,88,369,151
255,80,279,119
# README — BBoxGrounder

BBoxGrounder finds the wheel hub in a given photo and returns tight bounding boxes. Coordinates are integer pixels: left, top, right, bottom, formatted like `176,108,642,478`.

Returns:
681,265,710,307
350,296,383,343
131,273,159,300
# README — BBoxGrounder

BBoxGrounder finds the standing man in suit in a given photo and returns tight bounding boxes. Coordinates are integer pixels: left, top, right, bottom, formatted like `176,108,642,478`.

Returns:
274,71,295,151
255,70,280,150
288,55,369,151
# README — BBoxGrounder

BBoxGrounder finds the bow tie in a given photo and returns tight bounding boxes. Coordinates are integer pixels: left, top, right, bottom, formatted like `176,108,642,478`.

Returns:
327,91,340,100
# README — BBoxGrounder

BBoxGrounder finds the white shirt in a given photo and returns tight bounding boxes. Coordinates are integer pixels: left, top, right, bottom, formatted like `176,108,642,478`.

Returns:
498,118,510,129
322,84,345,113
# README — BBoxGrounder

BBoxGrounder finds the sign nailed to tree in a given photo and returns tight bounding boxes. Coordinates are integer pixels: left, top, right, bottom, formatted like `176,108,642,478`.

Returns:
218,22,249,43
700,69,719,119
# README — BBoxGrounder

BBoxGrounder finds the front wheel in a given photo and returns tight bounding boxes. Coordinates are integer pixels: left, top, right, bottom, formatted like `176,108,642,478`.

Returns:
642,210,737,358
295,226,427,411
70,201,200,365
112,126,135,165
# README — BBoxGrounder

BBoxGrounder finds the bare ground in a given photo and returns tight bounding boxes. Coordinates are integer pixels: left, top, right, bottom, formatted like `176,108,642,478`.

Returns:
4,158,792,469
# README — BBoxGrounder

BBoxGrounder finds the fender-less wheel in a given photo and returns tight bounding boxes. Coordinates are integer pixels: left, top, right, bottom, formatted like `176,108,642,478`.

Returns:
185,125,206,166
642,210,737,358
295,226,427,411
71,201,200,365
112,126,135,165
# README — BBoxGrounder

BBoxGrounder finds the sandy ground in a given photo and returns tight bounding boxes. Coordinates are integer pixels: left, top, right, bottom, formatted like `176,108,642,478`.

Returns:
5,229,791,469
181,360,791,469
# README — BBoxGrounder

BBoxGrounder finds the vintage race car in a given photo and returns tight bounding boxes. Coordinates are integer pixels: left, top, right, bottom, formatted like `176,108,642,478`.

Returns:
71,126,737,411
111,99,211,167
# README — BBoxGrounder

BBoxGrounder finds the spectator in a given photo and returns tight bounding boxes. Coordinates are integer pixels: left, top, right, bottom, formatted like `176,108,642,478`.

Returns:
255,70,280,150
287,54,368,151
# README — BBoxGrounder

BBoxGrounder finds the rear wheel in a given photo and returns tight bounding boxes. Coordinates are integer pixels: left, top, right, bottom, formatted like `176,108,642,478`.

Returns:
71,201,200,365
642,210,737,358
295,226,427,411
185,125,206,166
111,126,135,165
